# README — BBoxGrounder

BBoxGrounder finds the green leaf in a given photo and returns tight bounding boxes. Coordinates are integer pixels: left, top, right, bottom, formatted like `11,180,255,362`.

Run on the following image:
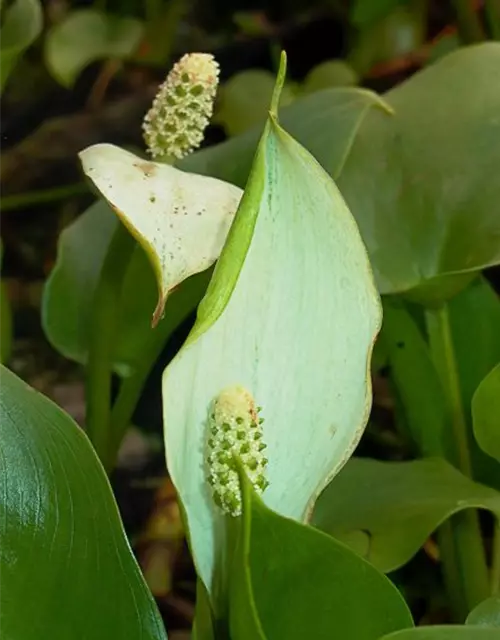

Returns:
215,69,296,137
230,467,413,639
348,6,425,76
42,199,209,376
0,0,42,92
311,457,500,573
472,364,500,462
79,144,242,324
381,299,446,455
466,596,500,627
183,44,500,302
44,9,144,87
0,365,167,639
381,627,500,639
301,60,359,94
163,56,381,602
0,241,12,363
350,0,411,27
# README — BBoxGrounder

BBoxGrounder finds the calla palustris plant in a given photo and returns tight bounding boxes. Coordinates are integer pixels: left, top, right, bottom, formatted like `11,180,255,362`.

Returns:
79,51,382,612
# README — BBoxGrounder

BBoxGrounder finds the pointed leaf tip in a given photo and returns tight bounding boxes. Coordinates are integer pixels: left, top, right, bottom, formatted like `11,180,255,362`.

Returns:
269,51,287,118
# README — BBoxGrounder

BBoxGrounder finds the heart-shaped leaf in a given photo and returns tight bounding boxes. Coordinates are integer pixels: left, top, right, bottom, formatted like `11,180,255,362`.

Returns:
0,0,42,92
42,200,210,376
182,44,500,302
0,365,167,639
311,457,500,573
80,144,242,324
229,466,413,639
162,56,381,601
44,9,144,87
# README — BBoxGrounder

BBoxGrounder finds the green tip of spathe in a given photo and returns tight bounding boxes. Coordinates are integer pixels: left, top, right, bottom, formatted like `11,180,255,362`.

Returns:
269,50,287,119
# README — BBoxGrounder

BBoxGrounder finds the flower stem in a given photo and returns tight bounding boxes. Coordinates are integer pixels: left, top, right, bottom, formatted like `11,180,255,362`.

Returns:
452,0,485,43
425,304,490,619
485,0,500,39
1,183,87,213
86,222,135,467
106,327,168,471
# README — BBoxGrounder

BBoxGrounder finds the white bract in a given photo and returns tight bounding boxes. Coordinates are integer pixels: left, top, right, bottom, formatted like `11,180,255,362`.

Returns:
162,64,382,603
79,144,242,324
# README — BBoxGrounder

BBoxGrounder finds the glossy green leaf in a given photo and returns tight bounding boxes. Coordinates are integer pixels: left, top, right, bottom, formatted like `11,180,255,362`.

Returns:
0,241,12,364
44,10,144,87
311,457,500,573
381,300,446,456
0,0,42,92
381,627,500,639
42,200,209,376
183,44,500,301
163,57,381,601
466,596,500,627
230,466,413,639
215,69,296,136
80,144,242,323
0,365,167,639
472,364,500,462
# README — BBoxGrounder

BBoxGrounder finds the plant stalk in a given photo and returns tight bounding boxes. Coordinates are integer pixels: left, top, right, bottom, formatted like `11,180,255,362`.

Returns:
452,0,485,43
485,0,500,39
1,183,87,213
425,304,490,619
86,222,135,466
105,327,167,471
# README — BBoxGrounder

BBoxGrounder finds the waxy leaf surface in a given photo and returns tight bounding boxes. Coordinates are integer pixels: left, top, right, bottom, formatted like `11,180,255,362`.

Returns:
0,365,167,640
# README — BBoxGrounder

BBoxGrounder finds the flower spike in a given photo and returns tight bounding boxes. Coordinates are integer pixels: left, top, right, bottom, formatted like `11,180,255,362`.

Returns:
143,53,220,160
206,385,269,516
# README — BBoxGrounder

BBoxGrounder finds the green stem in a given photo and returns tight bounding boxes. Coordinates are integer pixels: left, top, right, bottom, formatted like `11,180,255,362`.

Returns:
491,520,500,595
437,520,467,620
0,183,87,213
452,0,485,43
485,0,500,39
105,270,211,472
425,304,490,618
106,327,167,471
86,222,135,467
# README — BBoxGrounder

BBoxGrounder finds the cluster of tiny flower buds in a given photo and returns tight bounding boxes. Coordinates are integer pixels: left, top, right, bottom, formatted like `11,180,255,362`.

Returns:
206,385,269,517
142,52,220,160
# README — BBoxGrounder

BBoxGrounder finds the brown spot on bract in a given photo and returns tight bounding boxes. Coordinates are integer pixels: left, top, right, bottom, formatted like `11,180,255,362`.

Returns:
138,162,157,178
